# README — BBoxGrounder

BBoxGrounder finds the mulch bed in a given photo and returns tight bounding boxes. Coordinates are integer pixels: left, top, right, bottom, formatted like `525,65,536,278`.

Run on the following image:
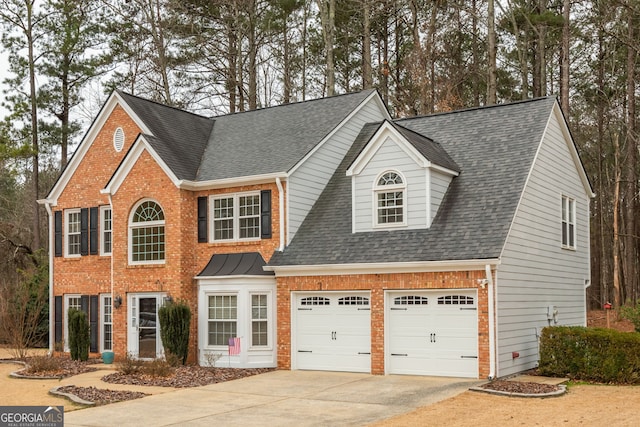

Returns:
102,366,275,388
55,386,149,406
481,380,560,394
17,357,99,378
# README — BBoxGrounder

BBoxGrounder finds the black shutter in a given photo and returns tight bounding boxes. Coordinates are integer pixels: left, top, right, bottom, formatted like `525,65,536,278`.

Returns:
197,196,208,243
54,296,62,345
89,207,98,255
54,211,62,257
80,208,89,256
260,190,272,239
90,295,98,353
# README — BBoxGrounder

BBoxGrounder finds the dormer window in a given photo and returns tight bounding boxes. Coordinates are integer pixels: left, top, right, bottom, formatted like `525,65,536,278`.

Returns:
375,171,406,226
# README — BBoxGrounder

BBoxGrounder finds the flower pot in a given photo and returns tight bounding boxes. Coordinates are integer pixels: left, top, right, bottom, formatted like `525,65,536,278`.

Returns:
102,351,115,364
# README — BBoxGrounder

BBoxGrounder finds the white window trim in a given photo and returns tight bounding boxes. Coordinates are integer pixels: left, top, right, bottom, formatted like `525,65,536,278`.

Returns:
561,195,577,250
249,291,273,350
63,294,82,352
100,206,112,256
205,292,239,349
209,192,261,242
64,208,81,258
100,294,113,352
373,170,407,229
128,198,166,265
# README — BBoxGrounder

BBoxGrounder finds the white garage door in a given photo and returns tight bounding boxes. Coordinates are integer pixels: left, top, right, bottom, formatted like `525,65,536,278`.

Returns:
387,290,478,378
294,292,371,373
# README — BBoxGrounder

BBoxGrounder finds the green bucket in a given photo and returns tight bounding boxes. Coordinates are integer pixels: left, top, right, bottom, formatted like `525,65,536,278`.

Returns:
102,351,114,364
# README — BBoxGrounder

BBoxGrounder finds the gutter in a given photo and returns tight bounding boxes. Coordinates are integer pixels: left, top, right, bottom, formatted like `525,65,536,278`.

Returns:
275,177,285,252
486,264,496,380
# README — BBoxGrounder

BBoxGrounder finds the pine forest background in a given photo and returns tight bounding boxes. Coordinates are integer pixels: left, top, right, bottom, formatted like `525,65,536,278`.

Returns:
0,0,638,327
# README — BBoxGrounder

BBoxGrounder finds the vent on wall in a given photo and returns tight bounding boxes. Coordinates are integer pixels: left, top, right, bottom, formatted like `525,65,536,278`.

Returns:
113,127,125,152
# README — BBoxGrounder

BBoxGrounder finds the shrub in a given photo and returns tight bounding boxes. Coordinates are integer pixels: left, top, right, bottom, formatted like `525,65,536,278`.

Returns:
68,308,90,361
25,355,63,374
117,352,145,375
158,300,191,365
539,326,640,384
620,303,640,333
143,359,173,377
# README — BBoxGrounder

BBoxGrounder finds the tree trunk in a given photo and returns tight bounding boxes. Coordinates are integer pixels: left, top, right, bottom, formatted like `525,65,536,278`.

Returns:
247,0,257,110
487,0,497,105
362,0,372,89
613,133,622,309
317,0,336,96
624,2,637,303
25,1,40,250
560,0,570,116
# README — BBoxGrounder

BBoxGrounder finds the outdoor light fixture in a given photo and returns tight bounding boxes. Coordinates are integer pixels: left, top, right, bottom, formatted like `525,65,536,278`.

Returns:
114,295,122,309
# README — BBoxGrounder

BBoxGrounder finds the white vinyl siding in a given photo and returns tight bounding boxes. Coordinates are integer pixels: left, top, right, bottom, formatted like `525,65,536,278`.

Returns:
288,97,387,243
496,110,590,377
353,137,426,232
430,170,453,224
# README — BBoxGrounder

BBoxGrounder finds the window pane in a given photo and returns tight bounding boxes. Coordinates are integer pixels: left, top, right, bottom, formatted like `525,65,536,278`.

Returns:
133,201,164,222
252,321,268,346
132,226,165,261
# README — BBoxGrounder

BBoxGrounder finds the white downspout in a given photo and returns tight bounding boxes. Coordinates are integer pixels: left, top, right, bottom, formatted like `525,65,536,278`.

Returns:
108,194,114,344
275,177,285,251
44,202,54,355
486,264,496,380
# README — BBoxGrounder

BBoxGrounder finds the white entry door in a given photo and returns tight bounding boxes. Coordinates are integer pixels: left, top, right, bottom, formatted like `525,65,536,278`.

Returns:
294,292,371,373
386,290,478,378
128,294,164,359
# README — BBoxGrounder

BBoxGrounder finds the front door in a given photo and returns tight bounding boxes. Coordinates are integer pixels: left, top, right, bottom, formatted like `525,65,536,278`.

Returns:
128,294,163,359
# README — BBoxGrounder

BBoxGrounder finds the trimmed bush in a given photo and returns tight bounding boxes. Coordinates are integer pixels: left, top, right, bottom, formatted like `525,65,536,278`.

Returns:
158,300,191,365
539,326,640,384
68,308,90,361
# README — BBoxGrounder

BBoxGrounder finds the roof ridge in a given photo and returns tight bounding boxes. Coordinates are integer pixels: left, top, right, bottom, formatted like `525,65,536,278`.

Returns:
395,96,557,122
116,90,212,121
206,89,377,119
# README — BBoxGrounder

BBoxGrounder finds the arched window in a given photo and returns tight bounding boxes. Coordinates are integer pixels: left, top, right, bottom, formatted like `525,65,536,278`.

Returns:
129,200,165,263
375,171,405,225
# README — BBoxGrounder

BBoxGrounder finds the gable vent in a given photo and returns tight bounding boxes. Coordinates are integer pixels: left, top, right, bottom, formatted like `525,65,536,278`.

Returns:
113,127,125,152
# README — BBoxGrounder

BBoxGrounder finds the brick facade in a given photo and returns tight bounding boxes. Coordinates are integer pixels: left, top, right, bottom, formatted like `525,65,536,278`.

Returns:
277,270,492,378
52,102,283,363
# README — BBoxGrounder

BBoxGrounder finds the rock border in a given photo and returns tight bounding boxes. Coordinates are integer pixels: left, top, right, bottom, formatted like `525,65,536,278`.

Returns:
49,385,95,406
469,383,567,398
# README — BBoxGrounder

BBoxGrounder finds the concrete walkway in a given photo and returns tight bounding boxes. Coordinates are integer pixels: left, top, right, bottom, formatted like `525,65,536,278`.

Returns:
64,370,481,427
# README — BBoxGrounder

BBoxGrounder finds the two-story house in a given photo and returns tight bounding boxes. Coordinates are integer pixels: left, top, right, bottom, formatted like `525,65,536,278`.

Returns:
40,89,592,379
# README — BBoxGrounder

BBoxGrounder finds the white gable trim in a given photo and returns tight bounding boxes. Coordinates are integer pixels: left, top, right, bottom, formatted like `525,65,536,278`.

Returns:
46,92,152,206
265,259,501,277
551,102,594,198
101,135,179,196
347,121,428,176
287,91,391,176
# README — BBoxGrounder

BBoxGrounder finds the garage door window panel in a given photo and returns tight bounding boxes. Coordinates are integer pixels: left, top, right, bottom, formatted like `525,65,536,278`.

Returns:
300,296,330,306
338,296,369,306
208,295,237,346
394,295,428,305
438,295,474,305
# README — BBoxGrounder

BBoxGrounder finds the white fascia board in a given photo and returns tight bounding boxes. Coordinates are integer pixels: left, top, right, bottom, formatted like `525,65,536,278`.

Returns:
178,173,289,191
46,92,152,205
288,91,390,176
264,259,501,277
102,135,179,196
430,163,460,177
552,102,595,198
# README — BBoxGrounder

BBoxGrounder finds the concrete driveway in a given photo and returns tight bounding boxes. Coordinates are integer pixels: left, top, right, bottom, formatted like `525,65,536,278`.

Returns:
64,370,481,426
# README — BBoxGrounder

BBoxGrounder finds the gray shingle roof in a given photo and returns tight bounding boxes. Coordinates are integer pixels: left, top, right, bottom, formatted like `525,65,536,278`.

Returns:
118,90,377,182
269,97,557,266
391,122,460,173
117,91,214,181
196,90,377,180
